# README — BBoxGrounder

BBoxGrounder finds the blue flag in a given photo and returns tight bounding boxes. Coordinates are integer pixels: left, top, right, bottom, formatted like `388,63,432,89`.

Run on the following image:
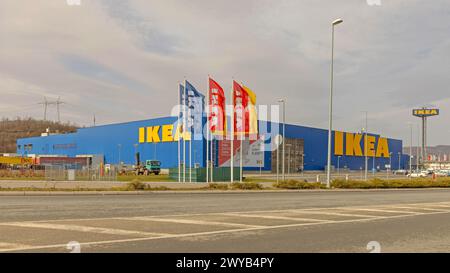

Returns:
179,84,186,117
185,81,205,140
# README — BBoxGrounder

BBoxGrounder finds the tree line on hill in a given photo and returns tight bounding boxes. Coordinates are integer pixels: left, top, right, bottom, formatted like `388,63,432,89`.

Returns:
0,118,78,153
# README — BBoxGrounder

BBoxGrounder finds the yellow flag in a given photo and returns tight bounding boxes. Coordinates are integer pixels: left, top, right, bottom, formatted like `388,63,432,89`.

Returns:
242,85,258,135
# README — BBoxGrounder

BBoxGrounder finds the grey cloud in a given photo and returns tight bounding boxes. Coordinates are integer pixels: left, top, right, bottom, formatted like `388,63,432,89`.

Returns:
1,0,449,145
99,0,180,55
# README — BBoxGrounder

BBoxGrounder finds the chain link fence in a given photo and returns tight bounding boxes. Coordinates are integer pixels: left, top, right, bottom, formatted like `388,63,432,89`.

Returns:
44,164,118,181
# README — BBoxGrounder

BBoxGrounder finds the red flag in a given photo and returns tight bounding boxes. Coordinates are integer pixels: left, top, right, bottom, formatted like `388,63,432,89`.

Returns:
208,77,226,136
233,81,249,135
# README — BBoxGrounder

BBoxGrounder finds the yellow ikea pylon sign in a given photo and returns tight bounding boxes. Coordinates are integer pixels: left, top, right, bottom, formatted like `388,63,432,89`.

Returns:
334,131,390,158
138,124,191,143
412,108,439,117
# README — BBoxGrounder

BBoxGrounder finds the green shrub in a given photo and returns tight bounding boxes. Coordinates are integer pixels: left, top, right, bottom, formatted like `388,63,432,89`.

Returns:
275,180,325,189
208,183,230,190
331,178,450,189
126,180,146,190
231,182,263,190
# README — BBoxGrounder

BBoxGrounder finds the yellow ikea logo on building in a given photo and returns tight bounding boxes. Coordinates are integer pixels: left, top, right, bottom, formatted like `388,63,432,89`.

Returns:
334,131,390,158
138,124,191,143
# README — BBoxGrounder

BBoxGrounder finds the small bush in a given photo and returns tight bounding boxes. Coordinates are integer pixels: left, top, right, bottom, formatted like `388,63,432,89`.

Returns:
275,180,325,189
208,183,230,190
231,182,263,190
126,180,146,190
331,178,450,189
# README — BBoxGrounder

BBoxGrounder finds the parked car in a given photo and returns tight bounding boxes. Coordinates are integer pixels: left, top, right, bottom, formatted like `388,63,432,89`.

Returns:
407,171,427,178
435,170,450,177
393,169,408,175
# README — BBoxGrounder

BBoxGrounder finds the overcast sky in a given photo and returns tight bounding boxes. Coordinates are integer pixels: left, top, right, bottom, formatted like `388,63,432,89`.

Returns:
1,0,449,145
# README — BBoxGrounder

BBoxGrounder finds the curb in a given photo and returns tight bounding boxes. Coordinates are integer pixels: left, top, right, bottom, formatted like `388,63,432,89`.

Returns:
0,187,449,196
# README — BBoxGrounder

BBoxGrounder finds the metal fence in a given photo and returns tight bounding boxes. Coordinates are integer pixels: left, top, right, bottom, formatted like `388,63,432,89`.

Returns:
44,165,118,181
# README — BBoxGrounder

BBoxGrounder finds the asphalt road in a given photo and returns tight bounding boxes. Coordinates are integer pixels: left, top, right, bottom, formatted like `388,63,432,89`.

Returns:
1,189,449,252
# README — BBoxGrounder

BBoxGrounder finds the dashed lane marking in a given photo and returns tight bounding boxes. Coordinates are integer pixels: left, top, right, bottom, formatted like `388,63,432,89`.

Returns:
0,222,172,237
0,242,34,250
1,209,450,253
338,207,422,215
220,212,332,223
119,216,264,229
1,201,450,252
286,210,381,219
386,206,450,212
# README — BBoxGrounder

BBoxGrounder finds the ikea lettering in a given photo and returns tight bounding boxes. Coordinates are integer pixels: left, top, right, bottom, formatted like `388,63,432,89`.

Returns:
138,124,191,143
334,131,390,158
412,109,439,117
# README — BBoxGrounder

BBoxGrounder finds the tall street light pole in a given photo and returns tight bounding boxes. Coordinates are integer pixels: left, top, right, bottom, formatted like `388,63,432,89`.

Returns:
286,143,292,175
409,122,413,174
389,152,392,178
278,99,286,181
326,18,343,188
118,144,122,166
337,156,341,175
362,111,368,181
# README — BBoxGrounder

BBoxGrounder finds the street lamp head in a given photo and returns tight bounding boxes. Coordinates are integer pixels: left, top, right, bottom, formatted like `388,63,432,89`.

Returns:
332,18,344,26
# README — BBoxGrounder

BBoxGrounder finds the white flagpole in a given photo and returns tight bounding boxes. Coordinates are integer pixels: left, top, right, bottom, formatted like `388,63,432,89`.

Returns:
240,134,243,182
186,80,192,183
178,83,181,183
211,134,214,182
189,123,192,183
183,79,187,183
206,77,210,183
210,77,214,183
230,81,234,183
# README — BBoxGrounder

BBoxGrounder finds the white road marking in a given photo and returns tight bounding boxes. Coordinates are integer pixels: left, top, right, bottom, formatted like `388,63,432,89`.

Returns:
7,201,447,224
387,206,450,212
0,222,172,237
221,212,331,223
1,201,450,252
287,210,381,219
1,209,450,253
0,242,33,250
339,207,422,215
121,216,264,229
419,204,450,208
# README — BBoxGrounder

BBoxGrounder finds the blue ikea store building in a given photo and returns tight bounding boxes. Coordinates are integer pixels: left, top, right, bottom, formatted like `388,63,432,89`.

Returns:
16,116,409,171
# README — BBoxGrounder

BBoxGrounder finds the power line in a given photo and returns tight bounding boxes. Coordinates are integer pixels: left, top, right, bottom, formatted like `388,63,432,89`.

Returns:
38,96,65,122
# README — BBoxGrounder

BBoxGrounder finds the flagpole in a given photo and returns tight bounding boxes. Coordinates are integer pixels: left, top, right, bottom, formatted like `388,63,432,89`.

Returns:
240,134,243,182
188,81,192,183
189,120,192,183
209,77,214,183
178,83,181,183
230,80,234,183
211,133,214,182
183,79,187,183
206,76,210,183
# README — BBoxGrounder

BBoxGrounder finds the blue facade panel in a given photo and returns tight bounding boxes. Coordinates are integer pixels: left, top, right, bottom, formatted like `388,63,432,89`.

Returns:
17,117,205,169
17,116,407,171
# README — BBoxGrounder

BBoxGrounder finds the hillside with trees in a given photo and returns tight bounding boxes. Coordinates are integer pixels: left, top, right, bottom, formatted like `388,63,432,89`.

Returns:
0,118,78,153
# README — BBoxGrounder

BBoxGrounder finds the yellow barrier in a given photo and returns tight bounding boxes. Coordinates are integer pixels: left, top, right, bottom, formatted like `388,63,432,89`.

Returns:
0,156,33,165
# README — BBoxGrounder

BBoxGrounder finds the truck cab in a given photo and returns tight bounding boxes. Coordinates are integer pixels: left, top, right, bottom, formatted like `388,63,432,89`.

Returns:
144,160,161,175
